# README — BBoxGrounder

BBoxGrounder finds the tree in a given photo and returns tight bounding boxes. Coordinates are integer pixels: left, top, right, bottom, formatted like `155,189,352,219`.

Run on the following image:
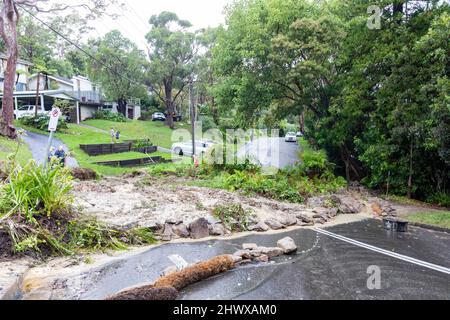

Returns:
87,30,148,115
0,0,113,138
145,11,196,129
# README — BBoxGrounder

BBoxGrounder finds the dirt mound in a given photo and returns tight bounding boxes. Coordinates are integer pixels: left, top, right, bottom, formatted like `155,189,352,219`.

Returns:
71,168,97,181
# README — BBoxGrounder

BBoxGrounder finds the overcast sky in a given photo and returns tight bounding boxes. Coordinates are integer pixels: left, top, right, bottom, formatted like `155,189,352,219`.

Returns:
87,0,233,50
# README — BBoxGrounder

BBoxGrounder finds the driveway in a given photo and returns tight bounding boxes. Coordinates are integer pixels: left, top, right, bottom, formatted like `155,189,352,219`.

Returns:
39,219,450,300
237,137,300,169
21,130,78,168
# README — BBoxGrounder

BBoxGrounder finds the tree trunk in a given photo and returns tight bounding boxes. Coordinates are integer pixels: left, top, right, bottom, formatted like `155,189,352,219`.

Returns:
34,72,41,118
117,98,127,117
407,141,413,199
299,111,305,134
164,81,174,129
0,0,19,139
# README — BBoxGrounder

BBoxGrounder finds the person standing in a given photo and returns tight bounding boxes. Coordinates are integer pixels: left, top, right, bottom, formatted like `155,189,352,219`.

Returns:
115,130,121,142
110,127,116,144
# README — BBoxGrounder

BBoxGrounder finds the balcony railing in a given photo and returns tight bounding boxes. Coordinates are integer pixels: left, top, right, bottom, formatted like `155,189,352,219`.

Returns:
66,91,104,104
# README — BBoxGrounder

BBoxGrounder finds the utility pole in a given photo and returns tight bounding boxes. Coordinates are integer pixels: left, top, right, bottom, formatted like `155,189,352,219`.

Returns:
189,79,196,161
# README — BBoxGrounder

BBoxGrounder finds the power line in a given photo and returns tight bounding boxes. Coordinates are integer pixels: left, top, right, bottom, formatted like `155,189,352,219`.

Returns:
15,1,149,91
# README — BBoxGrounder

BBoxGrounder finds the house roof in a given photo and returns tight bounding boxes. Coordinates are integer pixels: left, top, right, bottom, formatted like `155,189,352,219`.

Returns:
0,52,33,66
0,90,77,101
29,73,73,86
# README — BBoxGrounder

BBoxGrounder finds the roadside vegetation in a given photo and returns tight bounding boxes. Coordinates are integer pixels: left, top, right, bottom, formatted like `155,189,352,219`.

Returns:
0,134,32,166
148,139,346,204
406,211,450,229
0,154,156,258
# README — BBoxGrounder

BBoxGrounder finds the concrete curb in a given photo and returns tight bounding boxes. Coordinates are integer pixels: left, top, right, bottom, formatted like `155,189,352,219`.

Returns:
409,222,450,234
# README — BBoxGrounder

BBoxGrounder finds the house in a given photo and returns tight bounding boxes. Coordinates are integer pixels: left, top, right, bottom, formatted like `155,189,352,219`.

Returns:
0,53,33,92
28,73,105,121
28,74,141,121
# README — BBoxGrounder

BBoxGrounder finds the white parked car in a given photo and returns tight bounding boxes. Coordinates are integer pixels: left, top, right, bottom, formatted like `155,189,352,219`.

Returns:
14,105,48,119
171,140,215,156
152,112,166,121
285,132,298,143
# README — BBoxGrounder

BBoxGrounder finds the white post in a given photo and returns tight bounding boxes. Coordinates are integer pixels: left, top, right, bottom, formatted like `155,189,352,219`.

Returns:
40,94,45,111
76,101,80,124
14,96,18,110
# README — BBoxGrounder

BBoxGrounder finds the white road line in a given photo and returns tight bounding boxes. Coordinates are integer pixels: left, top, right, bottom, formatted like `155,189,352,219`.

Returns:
313,227,450,275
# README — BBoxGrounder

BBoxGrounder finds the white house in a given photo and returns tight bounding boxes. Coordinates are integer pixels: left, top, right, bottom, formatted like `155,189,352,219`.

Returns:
0,53,33,92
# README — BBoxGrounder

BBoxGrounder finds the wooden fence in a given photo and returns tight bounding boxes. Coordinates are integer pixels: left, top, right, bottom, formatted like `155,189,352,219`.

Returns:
80,139,156,156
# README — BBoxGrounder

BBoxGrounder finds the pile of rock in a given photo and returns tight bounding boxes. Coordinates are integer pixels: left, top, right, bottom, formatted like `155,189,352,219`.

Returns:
155,216,231,242
232,237,298,265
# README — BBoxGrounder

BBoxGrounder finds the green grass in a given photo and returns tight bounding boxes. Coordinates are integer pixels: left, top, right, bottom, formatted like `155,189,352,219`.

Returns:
0,135,32,166
17,121,176,176
406,211,450,229
83,119,186,149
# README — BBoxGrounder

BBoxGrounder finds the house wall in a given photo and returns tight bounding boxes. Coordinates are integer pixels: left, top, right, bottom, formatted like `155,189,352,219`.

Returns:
73,76,97,92
80,104,100,121
28,75,73,91
0,59,29,92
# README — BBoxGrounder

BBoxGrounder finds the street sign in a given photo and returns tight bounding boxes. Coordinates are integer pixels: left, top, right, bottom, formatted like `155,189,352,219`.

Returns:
48,107,62,132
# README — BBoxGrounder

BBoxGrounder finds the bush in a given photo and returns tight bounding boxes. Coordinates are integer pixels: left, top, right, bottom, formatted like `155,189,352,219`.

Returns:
92,110,127,122
426,192,450,207
0,159,156,257
20,114,68,131
212,203,252,232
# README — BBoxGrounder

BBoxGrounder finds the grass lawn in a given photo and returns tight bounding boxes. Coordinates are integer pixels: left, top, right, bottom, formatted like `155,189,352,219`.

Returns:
83,119,187,149
17,120,176,176
0,135,33,166
406,211,450,229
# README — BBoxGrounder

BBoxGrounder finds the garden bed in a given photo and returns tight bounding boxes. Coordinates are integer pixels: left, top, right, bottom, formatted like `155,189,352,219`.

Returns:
80,140,156,156
94,156,170,167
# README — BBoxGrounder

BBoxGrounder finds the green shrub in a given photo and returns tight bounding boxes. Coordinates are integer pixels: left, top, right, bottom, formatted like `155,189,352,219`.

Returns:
426,192,450,207
19,114,68,131
92,110,127,122
212,203,252,232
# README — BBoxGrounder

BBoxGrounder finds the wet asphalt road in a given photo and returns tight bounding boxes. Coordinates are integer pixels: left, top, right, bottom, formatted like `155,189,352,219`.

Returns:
237,137,300,169
20,130,78,167
76,219,450,300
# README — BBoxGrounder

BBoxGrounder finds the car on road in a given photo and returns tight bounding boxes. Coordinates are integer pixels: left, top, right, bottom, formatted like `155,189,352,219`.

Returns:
14,105,48,119
285,132,297,143
152,112,166,121
171,140,215,156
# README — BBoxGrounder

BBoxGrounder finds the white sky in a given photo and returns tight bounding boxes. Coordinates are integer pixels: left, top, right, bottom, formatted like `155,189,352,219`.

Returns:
87,0,233,50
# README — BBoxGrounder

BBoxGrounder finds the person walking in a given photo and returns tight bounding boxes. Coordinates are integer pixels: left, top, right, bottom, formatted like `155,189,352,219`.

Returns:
110,127,116,144
115,130,121,142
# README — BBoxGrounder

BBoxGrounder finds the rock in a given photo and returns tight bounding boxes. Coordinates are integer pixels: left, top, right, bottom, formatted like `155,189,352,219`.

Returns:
162,224,175,241
277,215,297,226
248,221,269,232
205,214,220,225
259,247,283,258
147,222,163,232
233,250,251,260
313,213,329,222
314,218,326,225
230,255,243,264
165,218,183,225
250,250,262,258
312,207,329,215
242,243,258,250
189,218,210,239
337,197,364,214
277,237,297,254
209,223,226,236
256,255,269,263
264,218,285,230
296,213,313,223
328,208,338,217
172,223,190,238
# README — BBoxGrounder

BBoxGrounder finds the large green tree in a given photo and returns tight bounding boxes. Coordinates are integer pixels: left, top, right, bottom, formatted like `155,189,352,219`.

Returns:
87,30,148,116
145,11,196,129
